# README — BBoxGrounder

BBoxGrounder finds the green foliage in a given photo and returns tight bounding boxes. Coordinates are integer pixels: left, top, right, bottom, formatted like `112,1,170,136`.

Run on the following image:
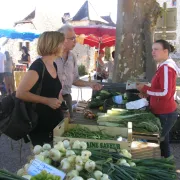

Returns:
105,47,111,60
78,64,88,76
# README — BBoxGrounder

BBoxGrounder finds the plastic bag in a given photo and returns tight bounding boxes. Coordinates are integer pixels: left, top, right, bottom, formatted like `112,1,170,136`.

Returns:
126,98,149,110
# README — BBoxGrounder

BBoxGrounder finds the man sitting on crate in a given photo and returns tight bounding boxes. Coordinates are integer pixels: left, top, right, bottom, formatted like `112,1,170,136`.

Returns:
55,25,102,122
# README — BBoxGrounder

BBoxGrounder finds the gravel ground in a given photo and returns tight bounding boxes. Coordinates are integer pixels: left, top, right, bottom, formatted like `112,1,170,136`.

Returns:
0,135,32,172
0,135,180,179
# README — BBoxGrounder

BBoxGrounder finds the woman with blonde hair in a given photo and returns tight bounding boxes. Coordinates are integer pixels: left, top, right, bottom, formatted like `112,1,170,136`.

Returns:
16,31,65,146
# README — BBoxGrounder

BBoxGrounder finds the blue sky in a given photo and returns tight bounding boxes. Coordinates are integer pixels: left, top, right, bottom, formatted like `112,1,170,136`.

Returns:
0,0,117,28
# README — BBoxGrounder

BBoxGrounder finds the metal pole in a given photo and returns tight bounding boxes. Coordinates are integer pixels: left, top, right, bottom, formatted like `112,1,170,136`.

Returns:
95,42,101,81
162,2,167,40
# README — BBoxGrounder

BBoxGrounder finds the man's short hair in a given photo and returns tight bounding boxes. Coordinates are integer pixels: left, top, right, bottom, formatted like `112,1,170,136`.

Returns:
58,24,74,35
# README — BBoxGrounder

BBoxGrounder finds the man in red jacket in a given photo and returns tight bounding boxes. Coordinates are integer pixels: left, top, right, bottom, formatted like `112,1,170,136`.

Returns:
137,40,178,158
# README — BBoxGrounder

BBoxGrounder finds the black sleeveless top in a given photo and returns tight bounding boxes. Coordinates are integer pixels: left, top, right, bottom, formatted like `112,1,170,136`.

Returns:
21,53,30,62
21,53,30,68
29,59,63,133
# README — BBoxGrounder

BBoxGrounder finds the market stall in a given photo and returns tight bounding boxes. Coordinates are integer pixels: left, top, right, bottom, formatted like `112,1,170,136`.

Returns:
0,139,176,180
71,83,161,144
0,88,176,179
52,81,162,163
0,28,40,41
54,118,132,151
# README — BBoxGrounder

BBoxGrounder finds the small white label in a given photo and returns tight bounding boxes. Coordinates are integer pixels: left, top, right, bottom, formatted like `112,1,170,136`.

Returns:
28,159,66,179
126,81,137,90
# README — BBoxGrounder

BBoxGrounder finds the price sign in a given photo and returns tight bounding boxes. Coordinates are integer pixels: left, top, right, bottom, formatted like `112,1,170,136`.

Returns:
28,159,66,179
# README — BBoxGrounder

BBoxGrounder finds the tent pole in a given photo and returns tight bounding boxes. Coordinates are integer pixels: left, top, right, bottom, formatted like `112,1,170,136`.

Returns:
96,42,101,80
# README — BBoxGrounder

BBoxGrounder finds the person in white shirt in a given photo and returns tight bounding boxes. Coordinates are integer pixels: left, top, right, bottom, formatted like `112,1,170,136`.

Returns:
55,25,102,122
0,47,6,89
4,51,14,94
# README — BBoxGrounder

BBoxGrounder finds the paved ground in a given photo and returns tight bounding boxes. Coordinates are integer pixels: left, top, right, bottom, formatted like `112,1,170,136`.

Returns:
0,135,32,172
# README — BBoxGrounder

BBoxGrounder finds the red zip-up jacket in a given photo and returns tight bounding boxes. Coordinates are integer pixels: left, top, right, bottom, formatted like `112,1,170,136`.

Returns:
142,59,177,114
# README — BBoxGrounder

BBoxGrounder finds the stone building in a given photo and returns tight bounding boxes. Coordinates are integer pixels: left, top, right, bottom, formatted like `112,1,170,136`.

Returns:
64,0,116,72
0,5,63,64
157,0,180,52
0,0,116,74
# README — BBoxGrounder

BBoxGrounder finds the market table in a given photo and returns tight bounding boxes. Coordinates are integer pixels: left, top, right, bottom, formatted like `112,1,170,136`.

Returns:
62,110,162,159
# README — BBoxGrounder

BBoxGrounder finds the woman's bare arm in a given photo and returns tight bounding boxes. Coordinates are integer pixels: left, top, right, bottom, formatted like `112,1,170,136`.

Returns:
16,70,48,105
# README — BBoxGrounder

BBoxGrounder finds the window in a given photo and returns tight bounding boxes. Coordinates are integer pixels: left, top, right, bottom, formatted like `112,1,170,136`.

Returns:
19,42,22,51
26,42,30,51
172,0,177,6
19,42,30,51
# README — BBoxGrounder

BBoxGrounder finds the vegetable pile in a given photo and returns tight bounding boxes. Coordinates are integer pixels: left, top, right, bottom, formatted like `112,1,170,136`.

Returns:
89,148,177,180
31,171,61,180
0,169,27,180
17,140,112,180
89,90,127,109
97,108,162,133
63,126,118,140
84,110,97,120
15,140,177,180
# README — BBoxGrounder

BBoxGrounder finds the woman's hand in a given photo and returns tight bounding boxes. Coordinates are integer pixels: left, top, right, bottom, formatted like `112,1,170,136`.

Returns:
89,82,102,91
138,93,148,98
58,93,64,102
136,83,145,91
46,98,62,109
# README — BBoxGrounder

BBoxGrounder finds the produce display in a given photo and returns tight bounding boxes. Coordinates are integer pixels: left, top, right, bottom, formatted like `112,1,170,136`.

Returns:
17,140,113,180
1,87,177,180
63,126,118,140
88,90,127,109
97,108,162,133
0,169,27,180
14,140,177,180
84,110,97,120
89,148,177,180
88,89,161,134
31,171,61,180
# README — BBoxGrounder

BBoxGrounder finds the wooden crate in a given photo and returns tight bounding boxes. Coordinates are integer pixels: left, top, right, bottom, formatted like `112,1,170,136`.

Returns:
54,118,132,151
131,141,161,159
13,71,26,90
133,131,160,144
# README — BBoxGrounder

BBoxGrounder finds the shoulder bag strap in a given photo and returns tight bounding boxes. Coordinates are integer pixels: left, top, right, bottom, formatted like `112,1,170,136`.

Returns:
31,59,45,110
35,59,45,95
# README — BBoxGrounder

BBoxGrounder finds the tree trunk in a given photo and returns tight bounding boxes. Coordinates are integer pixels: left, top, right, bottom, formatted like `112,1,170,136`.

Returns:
113,0,161,83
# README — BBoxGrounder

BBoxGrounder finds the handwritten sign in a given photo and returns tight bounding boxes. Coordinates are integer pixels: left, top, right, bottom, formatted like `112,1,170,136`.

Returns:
28,159,66,179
